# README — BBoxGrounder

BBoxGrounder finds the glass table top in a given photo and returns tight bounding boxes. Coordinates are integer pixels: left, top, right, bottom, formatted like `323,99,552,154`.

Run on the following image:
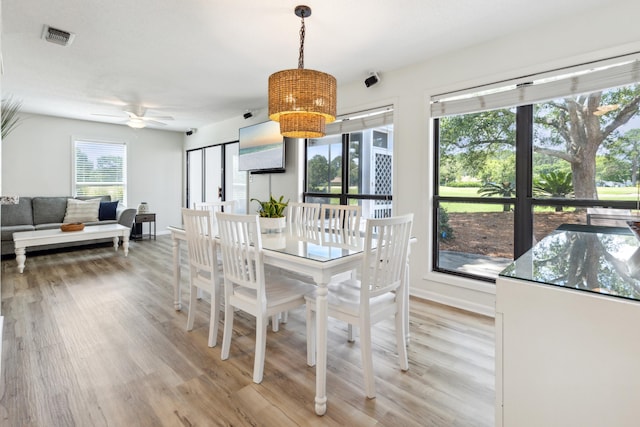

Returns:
170,224,366,264
499,225,640,302
260,229,365,263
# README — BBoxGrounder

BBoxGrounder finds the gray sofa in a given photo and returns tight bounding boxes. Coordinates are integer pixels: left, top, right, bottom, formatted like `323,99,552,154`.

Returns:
1,196,137,256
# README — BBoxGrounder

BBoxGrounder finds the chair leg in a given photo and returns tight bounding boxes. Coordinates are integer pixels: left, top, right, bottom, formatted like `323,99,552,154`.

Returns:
306,303,316,366
208,285,221,347
254,315,268,384
360,317,376,399
404,262,410,344
396,300,409,371
186,284,197,331
347,324,356,342
271,311,288,332
221,300,234,360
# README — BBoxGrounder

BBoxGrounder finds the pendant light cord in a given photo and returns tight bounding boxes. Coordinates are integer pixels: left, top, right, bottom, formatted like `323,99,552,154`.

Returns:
298,12,306,69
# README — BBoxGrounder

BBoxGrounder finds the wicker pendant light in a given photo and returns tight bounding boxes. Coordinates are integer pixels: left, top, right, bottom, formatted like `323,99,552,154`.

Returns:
268,5,336,138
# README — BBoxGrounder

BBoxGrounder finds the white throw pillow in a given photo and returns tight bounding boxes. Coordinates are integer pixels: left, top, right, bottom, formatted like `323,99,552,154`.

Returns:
63,198,101,223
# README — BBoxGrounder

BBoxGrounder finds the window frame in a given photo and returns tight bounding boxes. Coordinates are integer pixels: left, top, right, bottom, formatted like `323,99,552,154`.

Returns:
73,138,127,204
303,109,394,214
432,56,640,282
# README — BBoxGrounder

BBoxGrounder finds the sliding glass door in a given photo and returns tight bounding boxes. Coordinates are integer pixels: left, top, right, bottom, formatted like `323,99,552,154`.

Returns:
187,142,246,212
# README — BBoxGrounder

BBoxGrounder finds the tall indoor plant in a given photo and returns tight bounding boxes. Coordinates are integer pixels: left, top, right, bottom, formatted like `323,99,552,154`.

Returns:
1,97,23,139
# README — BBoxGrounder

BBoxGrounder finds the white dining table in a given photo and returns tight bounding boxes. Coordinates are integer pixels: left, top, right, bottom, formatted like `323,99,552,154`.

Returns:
168,224,414,415
167,225,365,416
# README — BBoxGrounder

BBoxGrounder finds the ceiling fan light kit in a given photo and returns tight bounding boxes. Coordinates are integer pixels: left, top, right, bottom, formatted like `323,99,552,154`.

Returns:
268,5,336,138
127,118,146,129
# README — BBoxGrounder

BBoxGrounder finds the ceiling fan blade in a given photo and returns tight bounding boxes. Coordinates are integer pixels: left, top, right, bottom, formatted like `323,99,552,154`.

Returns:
93,104,173,125
143,119,168,126
91,113,126,118
143,115,174,121
123,105,145,117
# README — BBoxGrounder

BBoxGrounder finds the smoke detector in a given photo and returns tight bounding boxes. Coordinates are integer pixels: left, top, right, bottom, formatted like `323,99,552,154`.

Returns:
41,25,75,46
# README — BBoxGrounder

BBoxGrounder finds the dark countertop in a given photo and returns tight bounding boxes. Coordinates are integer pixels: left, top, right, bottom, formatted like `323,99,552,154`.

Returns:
499,224,640,302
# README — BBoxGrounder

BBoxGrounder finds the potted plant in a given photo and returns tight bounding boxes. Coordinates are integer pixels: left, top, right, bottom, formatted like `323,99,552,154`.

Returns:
1,96,23,139
251,195,289,233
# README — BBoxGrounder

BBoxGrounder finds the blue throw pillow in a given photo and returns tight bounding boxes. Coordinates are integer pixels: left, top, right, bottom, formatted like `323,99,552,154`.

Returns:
99,201,119,221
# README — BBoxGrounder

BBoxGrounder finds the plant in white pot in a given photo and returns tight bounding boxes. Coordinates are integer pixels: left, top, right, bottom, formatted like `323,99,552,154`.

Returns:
251,195,289,233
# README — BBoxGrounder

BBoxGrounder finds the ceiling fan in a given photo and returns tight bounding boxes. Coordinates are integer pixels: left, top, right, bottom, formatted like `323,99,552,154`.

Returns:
92,104,174,128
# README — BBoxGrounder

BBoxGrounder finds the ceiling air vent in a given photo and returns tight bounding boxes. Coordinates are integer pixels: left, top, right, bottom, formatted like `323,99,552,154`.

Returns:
41,25,75,46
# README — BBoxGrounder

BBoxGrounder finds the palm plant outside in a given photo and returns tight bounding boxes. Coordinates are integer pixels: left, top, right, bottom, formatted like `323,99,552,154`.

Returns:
533,171,574,211
478,181,515,211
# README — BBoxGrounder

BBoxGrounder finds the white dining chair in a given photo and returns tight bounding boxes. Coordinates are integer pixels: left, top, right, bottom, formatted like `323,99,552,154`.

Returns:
193,200,236,212
190,201,235,299
305,213,414,399
193,201,236,231
276,201,322,320
181,208,223,347
321,204,362,237
287,201,321,229
216,212,316,384
321,203,363,314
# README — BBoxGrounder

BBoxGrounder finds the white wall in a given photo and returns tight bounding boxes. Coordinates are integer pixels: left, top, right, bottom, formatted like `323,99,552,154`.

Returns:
2,113,184,232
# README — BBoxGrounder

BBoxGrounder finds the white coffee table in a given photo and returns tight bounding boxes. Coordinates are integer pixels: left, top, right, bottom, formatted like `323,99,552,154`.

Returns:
13,224,131,273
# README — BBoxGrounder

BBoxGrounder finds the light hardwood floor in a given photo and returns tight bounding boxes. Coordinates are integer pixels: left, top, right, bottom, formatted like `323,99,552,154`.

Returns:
0,236,495,426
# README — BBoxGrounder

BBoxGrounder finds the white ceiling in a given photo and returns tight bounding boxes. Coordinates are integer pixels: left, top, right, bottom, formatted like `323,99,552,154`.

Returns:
2,0,609,132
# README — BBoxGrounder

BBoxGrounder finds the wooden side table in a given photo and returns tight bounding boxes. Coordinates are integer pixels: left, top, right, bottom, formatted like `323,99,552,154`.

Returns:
132,213,156,240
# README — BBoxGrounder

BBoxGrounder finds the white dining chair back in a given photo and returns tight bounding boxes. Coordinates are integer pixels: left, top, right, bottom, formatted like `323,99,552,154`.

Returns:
321,204,362,237
193,200,236,213
216,212,315,384
193,201,235,236
287,201,322,243
288,202,321,226
181,208,223,347
305,213,414,399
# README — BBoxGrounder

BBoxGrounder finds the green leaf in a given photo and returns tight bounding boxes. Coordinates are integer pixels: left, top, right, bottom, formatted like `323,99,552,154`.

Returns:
250,195,289,218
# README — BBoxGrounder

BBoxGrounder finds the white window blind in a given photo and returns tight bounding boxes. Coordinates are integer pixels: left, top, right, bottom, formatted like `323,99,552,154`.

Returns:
74,140,127,203
431,57,640,118
325,105,394,135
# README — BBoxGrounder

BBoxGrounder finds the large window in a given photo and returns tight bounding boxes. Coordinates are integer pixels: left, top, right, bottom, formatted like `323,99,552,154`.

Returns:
433,57,640,281
305,106,394,219
74,139,126,203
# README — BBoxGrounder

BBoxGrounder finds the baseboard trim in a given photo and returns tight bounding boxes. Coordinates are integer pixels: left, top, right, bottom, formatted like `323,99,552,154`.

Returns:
411,288,495,318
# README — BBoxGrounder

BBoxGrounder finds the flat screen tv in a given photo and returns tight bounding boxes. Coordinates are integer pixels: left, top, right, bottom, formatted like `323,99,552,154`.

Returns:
238,120,286,173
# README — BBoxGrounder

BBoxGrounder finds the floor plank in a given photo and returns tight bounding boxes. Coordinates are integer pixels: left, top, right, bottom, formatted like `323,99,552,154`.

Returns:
1,236,495,426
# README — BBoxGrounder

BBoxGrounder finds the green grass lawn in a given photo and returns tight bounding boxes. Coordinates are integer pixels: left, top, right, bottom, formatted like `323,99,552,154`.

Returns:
439,186,640,213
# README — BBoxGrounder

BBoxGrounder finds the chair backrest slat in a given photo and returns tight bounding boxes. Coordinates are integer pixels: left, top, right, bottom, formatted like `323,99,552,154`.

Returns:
361,214,413,300
193,201,236,235
182,208,217,276
287,202,321,241
193,200,236,213
216,212,264,292
288,202,321,226
321,204,362,238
